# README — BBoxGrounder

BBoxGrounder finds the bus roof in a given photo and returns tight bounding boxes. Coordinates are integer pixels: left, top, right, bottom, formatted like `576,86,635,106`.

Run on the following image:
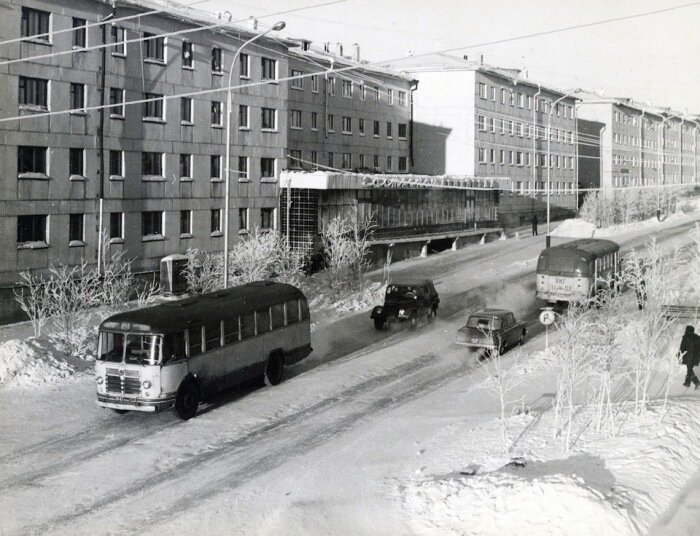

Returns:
99,281,306,334
540,238,620,259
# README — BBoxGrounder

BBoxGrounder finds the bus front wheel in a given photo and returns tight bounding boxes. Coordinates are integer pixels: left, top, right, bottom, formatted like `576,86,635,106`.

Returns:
264,352,285,386
174,381,200,420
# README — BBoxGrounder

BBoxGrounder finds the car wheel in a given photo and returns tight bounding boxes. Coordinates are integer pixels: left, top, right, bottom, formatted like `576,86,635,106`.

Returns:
498,340,506,355
409,314,418,330
519,332,525,346
174,380,200,421
264,351,285,386
112,409,129,415
374,317,385,331
428,306,437,322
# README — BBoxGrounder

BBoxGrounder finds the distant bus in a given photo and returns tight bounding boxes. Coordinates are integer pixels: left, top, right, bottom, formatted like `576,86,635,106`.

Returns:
536,238,621,304
95,281,312,420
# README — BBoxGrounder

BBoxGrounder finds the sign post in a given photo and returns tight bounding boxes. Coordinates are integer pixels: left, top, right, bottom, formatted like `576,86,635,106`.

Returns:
539,307,556,350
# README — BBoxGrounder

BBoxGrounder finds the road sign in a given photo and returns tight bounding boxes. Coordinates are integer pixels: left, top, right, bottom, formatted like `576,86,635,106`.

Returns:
539,308,556,326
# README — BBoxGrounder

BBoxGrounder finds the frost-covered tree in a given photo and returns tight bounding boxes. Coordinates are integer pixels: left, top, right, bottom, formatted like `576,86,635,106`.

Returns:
14,271,54,337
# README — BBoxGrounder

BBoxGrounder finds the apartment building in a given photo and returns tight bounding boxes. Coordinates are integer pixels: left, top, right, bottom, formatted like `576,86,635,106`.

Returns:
577,96,699,191
0,0,291,289
405,58,578,226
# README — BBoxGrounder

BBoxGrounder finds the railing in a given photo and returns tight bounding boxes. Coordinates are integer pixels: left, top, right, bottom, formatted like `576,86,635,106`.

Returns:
370,221,500,240
662,305,700,321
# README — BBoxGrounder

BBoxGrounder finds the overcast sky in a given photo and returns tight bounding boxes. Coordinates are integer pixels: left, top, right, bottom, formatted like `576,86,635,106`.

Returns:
205,0,700,114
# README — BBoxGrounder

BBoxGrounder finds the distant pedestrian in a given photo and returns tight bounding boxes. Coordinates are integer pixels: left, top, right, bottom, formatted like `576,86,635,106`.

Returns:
531,213,538,236
679,325,700,389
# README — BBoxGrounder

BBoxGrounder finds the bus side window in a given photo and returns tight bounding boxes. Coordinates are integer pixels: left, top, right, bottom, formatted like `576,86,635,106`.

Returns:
188,326,202,357
271,303,285,329
224,317,239,344
204,321,221,351
300,299,310,321
241,313,255,340
286,299,300,324
257,307,271,334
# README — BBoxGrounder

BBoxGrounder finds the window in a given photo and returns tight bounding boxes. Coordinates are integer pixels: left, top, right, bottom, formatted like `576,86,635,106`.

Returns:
19,76,48,108
342,116,352,134
143,33,165,62
477,115,486,131
69,214,84,243
179,154,191,179
261,57,277,80
342,79,353,97
239,53,249,77
109,150,123,177
239,208,248,231
289,150,302,169
509,121,514,136
188,326,202,356
359,118,365,135
142,152,163,176
238,156,248,180
211,47,222,72
310,151,318,168
211,101,222,126
387,89,393,104
490,149,496,163
509,151,515,165
69,148,84,176
399,156,408,172
398,91,407,106
261,207,274,230
110,212,123,239
311,75,319,93
262,108,277,130
70,83,85,112
18,146,46,175
286,300,300,324
181,97,192,123
143,93,164,120
72,18,86,48
478,82,487,99
327,77,335,96
21,7,49,41
361,83,367,100
291,109,302,129
180,210,192,236
261,157,275,178
373,120,380,137
491,87,496,101
499,150,505,164
386,122,392,138
373,85,380,102
109,88,124,117
210,155,221,180
328,152,334,167
373,155,379,170
516,151,523,166
257,308,271,334
238,104,249,129
204,321,221,351
489,117,495,133
342,153,352,170
271,303,285,329
182,41,193,68
111,26,126,55
311,112,318,130
500,88,507,104
141,211,163,236
518,93,524,108
509,92,514,106
386,156,393,171
359,154,366,169
210,209,221,234
290,69,303,90
17,215,47,244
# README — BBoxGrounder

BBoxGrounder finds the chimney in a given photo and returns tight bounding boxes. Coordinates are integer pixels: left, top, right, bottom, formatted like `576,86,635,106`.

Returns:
480,54,484,65
301,39,311,51
249,16,258,31
323,42,330,53
463,55,468,61
352,43,360,62
334,42,343,57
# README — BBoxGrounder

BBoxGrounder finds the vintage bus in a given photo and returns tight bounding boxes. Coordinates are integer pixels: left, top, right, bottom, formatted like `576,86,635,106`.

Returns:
95,281,312,420
536,238,621,304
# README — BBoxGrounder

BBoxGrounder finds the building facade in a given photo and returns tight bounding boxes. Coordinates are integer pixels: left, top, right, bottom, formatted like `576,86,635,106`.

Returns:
407,60,578,226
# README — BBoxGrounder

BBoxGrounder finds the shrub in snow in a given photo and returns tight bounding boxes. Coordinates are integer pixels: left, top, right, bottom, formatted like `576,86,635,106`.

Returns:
13,270,54,338
184,248,224,294
228,229,305,287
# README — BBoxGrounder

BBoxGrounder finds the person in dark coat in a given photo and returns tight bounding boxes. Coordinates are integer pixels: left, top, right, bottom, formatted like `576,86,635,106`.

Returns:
680,325,700,388
531,213,538,236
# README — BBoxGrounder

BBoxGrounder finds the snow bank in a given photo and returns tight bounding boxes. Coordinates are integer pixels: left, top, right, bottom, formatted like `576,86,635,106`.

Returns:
0,338,82,387
550,219,596,238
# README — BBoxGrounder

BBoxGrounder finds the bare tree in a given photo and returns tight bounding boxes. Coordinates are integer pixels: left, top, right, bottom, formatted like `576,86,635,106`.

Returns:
14,271,54,337
183,248,224,294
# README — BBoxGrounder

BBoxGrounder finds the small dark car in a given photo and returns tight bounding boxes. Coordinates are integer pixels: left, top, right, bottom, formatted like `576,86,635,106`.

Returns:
371,279,440,330
455,309,527,356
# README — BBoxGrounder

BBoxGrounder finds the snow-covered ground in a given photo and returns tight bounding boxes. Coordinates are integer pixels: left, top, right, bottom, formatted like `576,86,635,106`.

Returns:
1,204,700,536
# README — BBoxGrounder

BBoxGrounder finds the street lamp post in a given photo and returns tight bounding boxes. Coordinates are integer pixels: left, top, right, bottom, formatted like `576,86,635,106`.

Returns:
223,21,286,288
546,88,580,248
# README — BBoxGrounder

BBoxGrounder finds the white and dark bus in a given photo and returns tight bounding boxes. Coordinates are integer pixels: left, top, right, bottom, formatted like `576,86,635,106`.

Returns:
95,281,312,420
536,238,621,304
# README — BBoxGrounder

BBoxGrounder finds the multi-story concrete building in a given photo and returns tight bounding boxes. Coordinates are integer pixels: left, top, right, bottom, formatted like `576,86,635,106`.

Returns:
0,0,292,293
577,95,699,192
576,118,604,206
404,58,578,227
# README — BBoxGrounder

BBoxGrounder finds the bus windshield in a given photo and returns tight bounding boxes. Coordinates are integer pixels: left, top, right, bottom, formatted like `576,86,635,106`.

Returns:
98,332,162,365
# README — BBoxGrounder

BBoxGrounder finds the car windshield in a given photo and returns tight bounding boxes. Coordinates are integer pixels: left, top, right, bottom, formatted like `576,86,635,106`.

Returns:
98,332,161,365
386,285,419,299
466,316,501,330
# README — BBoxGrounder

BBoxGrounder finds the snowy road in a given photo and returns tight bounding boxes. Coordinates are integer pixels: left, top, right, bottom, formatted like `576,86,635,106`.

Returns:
1,213,699,535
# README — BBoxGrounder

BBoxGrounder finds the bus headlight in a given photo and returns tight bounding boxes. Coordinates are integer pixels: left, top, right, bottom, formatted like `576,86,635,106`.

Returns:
142,380,152,389
96,377,104,385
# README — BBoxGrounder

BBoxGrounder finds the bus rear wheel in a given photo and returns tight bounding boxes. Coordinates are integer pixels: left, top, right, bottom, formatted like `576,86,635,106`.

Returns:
174,381,200,420
264,352,285,386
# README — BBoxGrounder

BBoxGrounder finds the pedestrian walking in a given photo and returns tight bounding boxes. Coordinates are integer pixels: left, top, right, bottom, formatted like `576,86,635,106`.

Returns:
679,325,700,388
531,213,538,236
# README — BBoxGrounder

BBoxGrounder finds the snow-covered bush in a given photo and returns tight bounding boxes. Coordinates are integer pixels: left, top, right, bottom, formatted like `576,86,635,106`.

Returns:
183,248,224,294
13,271,54,337
228,229,305,287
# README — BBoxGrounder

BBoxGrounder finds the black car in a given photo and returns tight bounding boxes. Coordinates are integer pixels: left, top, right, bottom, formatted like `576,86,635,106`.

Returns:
370,279,440,330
